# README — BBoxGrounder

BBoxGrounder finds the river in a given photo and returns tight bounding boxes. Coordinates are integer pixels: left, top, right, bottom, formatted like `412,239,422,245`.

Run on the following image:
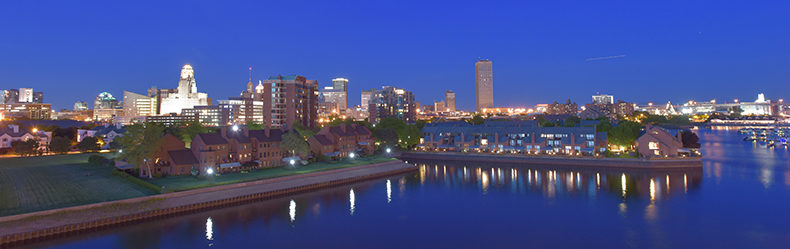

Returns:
22,129,790,248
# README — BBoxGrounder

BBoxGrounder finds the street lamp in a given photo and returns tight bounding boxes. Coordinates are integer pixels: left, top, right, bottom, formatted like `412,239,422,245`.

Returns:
349,152,356,159
232,125,239,132
289,159,296,165
206,168,214,175
385,148,391,154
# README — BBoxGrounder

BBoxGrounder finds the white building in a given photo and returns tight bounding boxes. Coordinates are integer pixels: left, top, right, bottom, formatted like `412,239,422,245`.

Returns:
18,88,33,103
0,125,52,149
159,65,210,114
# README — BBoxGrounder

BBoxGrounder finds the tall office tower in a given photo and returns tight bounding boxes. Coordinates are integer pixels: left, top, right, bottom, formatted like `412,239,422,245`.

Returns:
320,78,349,111
158,65,210,114
0,90,6,104
368,86,416,123
592,94,614,105
475,59,493,112
32,92,44,103
18,88,33,103
260,75,319,128
434,100,446,113
361,89,375,110
4,89,19,104
73,101,89,111
445,90,456,112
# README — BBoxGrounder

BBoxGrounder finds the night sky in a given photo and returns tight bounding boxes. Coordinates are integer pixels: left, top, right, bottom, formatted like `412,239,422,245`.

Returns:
1,0,788,111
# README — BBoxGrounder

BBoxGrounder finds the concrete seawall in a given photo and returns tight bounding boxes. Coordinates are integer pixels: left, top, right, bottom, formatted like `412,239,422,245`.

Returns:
0,161,416,247
399,152,702,169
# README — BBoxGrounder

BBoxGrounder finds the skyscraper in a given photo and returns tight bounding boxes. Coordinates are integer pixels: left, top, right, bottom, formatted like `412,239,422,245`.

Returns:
320,78,348,111
475,59,493,112
158,65,210,114
361,89,375,110
260,75,319,128
18,88,33,103
445,90,456,112
368,86,416,123
592,94,614,105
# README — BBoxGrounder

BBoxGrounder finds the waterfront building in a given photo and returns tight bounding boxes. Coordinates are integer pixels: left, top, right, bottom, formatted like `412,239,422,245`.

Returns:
260,75,319,129
635,125,682,158
0,103,52,120
77,123,125,147
158,65,211,114
419,120,607,155
475,59,493,112
445,90,456,112
307,123,374,158
592,94,614,105
368,86,416,123
0,124,52,150
73,101,89,111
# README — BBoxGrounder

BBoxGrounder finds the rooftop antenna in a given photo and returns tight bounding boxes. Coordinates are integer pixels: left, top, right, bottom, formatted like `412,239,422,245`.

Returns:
248,66,253,83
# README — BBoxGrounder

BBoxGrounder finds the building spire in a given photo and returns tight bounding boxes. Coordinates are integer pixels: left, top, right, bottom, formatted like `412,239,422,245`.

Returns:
246,66,254,93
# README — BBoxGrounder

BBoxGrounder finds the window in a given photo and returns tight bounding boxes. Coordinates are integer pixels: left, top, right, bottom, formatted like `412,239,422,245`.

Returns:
648,142,659,150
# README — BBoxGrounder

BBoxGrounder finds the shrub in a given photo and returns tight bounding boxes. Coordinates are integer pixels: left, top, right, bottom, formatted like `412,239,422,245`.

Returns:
88,155,111,166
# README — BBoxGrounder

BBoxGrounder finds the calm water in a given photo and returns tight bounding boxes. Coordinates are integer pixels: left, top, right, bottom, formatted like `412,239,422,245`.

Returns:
23,129,790,248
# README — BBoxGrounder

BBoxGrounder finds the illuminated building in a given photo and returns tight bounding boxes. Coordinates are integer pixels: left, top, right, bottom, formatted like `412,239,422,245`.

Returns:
545,99,578,115
0,103,51,120
3,89,19,104
18,88,33,103
0,125,52,150
368,86,416,123
475,59,493,112
320,78,348,111
592,94,614,105
73,101,89,111
445,90,456,112
434,100,445,113
158,65,210,114
360,89,375,111
94,92,120,109
260,75,319,128
123,91,157,117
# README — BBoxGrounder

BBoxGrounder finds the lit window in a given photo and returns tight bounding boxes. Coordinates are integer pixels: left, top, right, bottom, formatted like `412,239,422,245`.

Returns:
648,142,659,150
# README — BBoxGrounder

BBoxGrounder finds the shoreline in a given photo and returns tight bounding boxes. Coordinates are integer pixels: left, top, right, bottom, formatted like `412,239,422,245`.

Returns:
399,152,702,169
0,160,417,247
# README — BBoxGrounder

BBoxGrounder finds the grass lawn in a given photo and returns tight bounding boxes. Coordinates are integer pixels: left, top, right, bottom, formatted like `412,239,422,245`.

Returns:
147,155,397,192
0,153,158,217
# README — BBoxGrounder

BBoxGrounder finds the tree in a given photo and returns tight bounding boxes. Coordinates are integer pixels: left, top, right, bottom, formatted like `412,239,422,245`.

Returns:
246,121,266,130
117,123,165,178
607,121,641,148
564,116,581,127
730,106,743,117
373,127,399,146
180,121,212,146
292,121,316,140
468,115,485,125
280,131,309,158
681,131,701,148
596,119,613,133
11,139,37,156
49,136,72,154
77,136,100,152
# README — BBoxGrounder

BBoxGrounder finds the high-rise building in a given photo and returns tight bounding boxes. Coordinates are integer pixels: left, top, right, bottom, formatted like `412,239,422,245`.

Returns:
434,100,446,113
369,86,416,123
18,88,33,103
94,92,120,109
320,78,349,111
0,103,52,119
592,94,614,105
158,65,210,114
4,89,19,104
361,89,375,111
260,75,319,128
445,90,456,112
73,101,89,111
475,59,493,112
0,90,6,104
32,92,43,103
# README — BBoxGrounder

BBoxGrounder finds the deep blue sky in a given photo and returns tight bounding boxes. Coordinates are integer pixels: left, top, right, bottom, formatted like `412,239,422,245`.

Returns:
1,0,788,111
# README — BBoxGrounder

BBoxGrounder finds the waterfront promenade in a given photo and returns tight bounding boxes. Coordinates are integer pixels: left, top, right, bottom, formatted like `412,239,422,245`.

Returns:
400,152,702,168
0,160,416,246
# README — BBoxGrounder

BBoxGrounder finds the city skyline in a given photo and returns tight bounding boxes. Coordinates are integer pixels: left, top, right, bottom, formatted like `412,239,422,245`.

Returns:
1,0,788,110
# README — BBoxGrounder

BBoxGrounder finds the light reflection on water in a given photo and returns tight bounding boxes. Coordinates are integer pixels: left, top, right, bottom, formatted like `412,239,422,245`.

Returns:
22,129,790,249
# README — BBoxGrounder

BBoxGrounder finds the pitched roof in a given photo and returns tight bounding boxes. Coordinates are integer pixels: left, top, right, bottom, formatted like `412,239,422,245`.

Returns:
196,133,227,145
226,133,252,143
329,126,355,137
312,134,333,145
167,149,199,165
248,129,284,142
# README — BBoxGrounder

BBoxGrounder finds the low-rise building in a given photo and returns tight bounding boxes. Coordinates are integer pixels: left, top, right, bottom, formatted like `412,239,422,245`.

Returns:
0,125,52,151
308,124,374,158
419,120,606,155
77,123,125,147
635,125,683,158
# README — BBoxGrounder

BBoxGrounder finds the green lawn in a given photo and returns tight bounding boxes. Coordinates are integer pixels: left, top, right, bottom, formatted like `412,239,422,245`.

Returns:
0,153,158,217
147,156,397,192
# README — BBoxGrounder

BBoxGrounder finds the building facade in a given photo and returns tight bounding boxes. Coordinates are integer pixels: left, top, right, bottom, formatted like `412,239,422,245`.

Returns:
368,86,416,123
445,90,456,112
0,103,52,120
475,59,493,112
158,65,210,114
592,94,614,105
260,75,319,129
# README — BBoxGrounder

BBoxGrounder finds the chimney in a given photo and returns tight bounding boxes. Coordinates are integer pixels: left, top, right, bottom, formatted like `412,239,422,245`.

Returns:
104,123,110,128
115,123,122,129
265,126,270,137
220,126,228,138
9,125,19,133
